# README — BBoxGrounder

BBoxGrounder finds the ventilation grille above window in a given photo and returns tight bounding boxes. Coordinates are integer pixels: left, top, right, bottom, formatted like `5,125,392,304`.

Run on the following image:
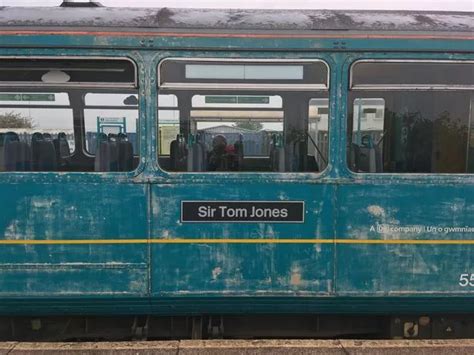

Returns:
0,58,137,88
351,60,474,90
159,59,329,91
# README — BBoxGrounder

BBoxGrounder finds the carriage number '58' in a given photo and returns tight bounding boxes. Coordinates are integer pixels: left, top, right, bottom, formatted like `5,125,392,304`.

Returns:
459,274,474,287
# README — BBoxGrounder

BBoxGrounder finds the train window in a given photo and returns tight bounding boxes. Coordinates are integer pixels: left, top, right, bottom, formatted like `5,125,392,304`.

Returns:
348,60,474,174
84,93,139,157
0,58,139,173
157,59,329,173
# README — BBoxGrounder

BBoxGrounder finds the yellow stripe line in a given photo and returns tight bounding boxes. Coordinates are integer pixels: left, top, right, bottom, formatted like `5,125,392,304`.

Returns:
335,239,474,245
0,239,149,245
1,238,474,245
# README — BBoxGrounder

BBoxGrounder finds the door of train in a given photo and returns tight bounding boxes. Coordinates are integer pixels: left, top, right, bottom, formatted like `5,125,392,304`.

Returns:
150,56,336,298
337,58,474,296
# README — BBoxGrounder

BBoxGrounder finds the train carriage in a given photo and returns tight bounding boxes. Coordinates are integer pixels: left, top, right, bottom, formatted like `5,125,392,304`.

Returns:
0,3,473,339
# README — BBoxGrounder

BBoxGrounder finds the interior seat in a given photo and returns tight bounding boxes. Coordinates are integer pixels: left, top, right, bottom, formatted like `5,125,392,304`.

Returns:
3,131,31,171
233,135,244,171
187,134,206,172
117,133,133,171
170,134,187,171
270,135,285,172
0,133,5,172
32,132,57,171
41,133,58,171
94,133,124,172
94,133,110,172
53,132,71,170
107,134,119,171
350,140,382,173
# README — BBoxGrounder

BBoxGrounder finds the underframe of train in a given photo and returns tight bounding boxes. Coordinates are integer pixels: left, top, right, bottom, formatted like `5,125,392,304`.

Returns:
1,315,474,341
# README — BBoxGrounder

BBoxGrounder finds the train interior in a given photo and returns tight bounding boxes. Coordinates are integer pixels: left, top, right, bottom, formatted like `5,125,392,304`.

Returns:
348,61,474,174
157,93,329,173
0,58,139,172
348,94,474,174
157,60,329,173
1,59,472,175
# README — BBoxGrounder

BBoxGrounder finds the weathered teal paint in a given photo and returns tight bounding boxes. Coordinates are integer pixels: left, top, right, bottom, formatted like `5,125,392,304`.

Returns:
0,34,473,53
0,30,473,316
0,182,149,296
151,182,335,295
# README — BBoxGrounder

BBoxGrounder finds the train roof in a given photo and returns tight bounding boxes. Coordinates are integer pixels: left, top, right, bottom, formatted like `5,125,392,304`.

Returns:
0,7,472,34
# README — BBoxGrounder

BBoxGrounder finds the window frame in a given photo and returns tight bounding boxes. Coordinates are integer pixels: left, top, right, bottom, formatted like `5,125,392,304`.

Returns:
156,56,333,177
345,56,474,180
0,54,143,179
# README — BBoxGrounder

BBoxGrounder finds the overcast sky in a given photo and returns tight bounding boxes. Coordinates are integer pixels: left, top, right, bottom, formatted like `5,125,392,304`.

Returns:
0,0,472,11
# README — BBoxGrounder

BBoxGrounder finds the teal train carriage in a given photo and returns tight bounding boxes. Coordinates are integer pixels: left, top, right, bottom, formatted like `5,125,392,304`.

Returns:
0,2,473,340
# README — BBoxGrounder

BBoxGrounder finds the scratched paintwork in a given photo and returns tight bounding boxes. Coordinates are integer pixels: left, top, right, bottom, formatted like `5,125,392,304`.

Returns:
0,7,472,316
0,182,149,296
336,184,474,294
0,7,472,32
151,183,334,295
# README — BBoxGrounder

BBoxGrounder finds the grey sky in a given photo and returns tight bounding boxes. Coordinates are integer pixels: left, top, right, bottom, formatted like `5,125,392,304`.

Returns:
0,0,472,11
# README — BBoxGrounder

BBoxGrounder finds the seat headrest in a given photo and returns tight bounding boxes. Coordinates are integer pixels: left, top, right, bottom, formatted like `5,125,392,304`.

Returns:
4,131,19,143
98,133,108,142
32,132,44,143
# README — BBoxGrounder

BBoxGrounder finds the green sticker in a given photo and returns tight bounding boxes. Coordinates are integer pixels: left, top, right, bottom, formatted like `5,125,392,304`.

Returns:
0,93,55,102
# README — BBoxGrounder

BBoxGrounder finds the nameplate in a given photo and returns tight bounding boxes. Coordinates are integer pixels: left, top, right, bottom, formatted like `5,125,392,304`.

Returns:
181,201,304,223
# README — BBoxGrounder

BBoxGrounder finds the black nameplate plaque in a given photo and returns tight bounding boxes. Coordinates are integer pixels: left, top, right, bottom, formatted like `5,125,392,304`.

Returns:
181,201,304,223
